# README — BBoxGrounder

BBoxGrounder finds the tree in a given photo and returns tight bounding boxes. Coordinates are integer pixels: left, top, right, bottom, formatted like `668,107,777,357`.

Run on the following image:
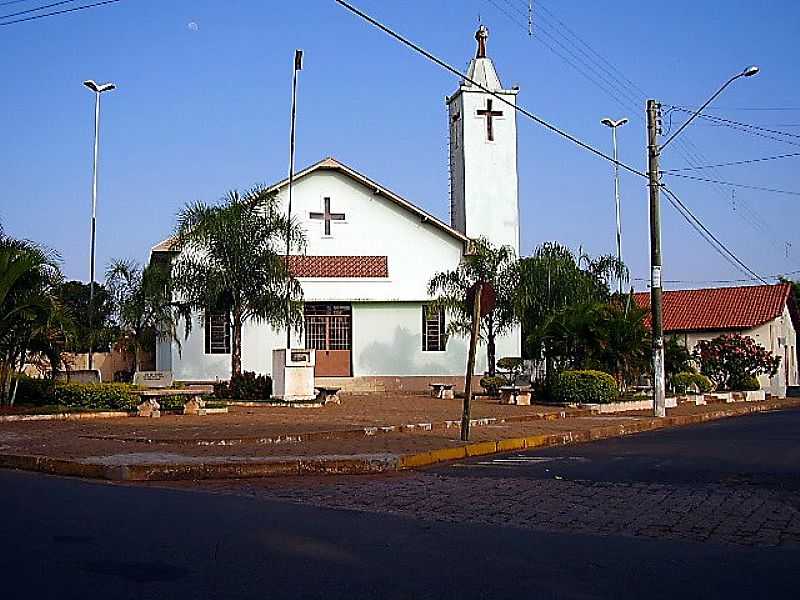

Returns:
693,333,780,391
516,242,627,381
593,296,650,390
0,226,64,405
427,237,517,376
106,259,186,373
57,280,117,353
170,187,306,376
664,335,693,379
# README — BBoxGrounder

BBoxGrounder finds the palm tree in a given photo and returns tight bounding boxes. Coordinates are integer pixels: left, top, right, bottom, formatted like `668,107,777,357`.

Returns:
593,296,650,390
0,226,64,405
170,187,306,376
427,237,518,376
106,259,187,373
516,242,627,382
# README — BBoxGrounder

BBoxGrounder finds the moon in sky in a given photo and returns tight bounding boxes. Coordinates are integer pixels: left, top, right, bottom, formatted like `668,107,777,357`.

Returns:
187,22,199,32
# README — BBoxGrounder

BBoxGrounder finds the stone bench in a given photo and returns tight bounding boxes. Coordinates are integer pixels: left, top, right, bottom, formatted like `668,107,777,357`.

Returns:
315,386,342,405
135,388,212,418
429,383,455,400
499,386,532,406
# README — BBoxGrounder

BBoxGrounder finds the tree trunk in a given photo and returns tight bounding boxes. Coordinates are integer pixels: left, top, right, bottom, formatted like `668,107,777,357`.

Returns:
231,310,242,377
487,319,496,377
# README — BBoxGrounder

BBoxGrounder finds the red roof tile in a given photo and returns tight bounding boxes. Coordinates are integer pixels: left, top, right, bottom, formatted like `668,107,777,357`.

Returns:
286,255,388,278
633,283,793,332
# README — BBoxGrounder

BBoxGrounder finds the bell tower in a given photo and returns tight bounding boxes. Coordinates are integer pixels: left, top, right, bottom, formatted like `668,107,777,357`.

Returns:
447,25,520,254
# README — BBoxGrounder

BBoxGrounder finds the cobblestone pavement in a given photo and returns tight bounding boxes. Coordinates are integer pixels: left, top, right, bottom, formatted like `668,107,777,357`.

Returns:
206,471,800,549
190,409,800,549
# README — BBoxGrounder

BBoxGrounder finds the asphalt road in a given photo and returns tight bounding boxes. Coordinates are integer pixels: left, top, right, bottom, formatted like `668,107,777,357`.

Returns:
1,409,798,599
438,406,800,488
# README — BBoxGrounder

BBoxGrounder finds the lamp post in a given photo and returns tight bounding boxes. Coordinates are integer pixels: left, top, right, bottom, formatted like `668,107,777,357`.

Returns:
83,79,116,371
647,65,758,418
600,116,628,294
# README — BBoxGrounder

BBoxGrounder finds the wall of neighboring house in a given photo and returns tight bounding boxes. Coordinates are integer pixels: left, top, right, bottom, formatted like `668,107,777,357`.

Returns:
671,307,798,396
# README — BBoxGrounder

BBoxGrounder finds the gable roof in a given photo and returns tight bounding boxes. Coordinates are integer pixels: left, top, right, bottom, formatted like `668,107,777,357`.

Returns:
633,283,797,332
151,156,468,255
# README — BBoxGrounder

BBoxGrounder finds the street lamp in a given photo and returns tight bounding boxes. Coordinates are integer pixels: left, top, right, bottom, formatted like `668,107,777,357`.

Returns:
647,65,759,418
661,66,759,151
600,116,628,295
83,79,116,372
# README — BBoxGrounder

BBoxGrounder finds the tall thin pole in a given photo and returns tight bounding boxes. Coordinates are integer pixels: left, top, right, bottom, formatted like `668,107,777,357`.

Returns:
612,125,622,295
647,99,666,417
461,282,482,441
285,49,303,349
88,91,100,371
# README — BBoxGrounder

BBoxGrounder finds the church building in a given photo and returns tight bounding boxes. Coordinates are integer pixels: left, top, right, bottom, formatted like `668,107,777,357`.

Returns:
152,26,522,391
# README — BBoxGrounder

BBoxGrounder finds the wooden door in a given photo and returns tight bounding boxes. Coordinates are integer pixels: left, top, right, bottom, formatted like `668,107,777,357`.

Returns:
305,303,352,377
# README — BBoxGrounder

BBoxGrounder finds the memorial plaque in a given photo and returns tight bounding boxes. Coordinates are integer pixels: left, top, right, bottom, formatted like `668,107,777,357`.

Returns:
133,371,174,389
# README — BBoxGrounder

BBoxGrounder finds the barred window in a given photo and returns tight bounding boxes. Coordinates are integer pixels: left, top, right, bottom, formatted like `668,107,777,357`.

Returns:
422,305,446,352
204,311,231,354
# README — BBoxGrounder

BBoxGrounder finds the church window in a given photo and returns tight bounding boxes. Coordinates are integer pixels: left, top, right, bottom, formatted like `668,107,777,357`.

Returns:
422,305,447,352
205,311,231,354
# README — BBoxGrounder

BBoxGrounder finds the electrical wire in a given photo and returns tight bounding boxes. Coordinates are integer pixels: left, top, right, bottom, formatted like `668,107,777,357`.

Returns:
661,185,767,283
662,152,800,172
664,172,800,197
673,108,800,140
0,0,77,20
0,0,122,26
334,0,647,179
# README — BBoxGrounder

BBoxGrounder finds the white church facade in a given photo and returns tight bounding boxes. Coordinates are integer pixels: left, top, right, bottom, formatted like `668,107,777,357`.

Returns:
152,27,522,391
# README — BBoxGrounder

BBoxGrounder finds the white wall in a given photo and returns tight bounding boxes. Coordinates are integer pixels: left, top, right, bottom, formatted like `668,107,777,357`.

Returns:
273,170,466,301
353,302,520,376
673,309,798,396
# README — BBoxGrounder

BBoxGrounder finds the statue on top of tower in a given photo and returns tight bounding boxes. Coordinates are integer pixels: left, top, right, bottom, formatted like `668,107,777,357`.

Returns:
475,25,489,58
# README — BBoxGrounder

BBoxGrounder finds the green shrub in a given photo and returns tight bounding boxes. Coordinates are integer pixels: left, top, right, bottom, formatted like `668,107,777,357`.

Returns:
52,382,138,411
480,375,507,396
214,371,272,400
550,370,619,404
12,376,56,405
671,371,714,394
731,376,760,391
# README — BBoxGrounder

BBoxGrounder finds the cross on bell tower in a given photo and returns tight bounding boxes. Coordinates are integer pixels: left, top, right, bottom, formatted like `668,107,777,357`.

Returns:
446,25,520,254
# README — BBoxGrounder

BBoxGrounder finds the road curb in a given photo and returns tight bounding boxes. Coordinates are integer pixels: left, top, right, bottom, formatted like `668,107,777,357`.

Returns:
397,399,800,470
0,411,132,423
1,399,797,481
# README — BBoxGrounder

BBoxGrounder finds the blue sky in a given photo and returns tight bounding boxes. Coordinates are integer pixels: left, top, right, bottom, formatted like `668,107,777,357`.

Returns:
1,0,798,289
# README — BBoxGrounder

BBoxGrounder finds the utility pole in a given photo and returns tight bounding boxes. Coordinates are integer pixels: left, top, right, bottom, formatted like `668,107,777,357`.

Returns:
647,99,666,418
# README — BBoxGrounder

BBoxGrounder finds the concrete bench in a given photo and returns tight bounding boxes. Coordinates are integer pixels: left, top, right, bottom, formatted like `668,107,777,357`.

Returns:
135,388,212,418
315,386,342,405
499,386,532,406
429,383,455,400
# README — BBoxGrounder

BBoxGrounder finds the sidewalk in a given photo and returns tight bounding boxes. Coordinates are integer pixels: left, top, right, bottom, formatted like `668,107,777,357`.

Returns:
1,395,798,481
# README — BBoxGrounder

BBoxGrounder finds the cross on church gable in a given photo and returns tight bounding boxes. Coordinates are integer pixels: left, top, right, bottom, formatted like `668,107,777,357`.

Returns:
477,98,503,142
309,196,346,236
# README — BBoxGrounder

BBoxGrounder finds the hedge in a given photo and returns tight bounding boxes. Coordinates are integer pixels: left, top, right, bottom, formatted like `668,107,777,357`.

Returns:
671,371,714,394
550,370,619,404
12,377,138,410
213,371,272,400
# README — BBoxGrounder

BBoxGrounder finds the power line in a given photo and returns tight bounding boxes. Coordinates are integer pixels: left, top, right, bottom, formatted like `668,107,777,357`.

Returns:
0,0,78,20
0,0,122,26
662,152,800,172
671,108,800,140
0,0,36,6
334,0,647,179
661,185,767,284
634,271,800,285
664,172,800,197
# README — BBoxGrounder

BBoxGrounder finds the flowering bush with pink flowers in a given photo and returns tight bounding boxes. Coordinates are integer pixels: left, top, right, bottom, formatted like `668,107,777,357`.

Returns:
693,334,780,391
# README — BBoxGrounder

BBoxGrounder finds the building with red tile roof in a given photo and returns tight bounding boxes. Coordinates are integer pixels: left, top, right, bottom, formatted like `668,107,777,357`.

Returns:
634,284,799,395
